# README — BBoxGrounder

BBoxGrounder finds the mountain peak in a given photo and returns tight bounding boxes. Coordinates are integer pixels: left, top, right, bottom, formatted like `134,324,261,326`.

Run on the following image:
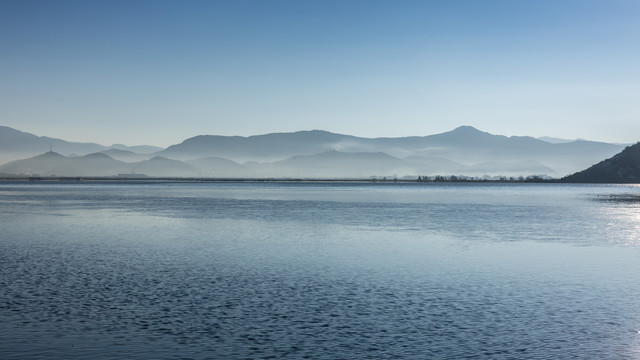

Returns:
452,125,482,133
428,125,500,145
38,151,66,159
444,126,494,138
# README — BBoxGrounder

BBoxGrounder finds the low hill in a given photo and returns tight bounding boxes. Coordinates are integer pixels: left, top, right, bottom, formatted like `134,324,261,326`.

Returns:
101,148,152,162
562,143,640,183
0,152,198,177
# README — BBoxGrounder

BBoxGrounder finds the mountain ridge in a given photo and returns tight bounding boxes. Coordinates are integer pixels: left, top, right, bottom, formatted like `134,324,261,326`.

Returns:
0,125,630,178
0,149,563,179
0,125,163,164
0,151,200,177
155,125,625,175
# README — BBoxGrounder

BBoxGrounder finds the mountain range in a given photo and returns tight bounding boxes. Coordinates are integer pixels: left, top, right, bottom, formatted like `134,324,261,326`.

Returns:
156,126,624,176
0,125,628,178
0,126,162,165
0,151,198,177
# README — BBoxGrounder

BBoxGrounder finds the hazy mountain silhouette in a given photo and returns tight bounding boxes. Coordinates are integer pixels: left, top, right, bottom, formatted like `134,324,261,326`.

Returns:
562,143,640,183
186,156,249,177
266,151,412,178
537,136,577,144
156,126,624,175
403,156,469,174
109,144,163,154
158,130,355,162
0,126,163,164
0,151,68,176
0,152,198,177
402,156,553,176
1,125,628,178
131,156,198,177
0,152,122,176
100,148,155,162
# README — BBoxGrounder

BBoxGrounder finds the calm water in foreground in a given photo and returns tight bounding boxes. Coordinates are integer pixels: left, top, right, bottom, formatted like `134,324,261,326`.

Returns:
2,181,640,359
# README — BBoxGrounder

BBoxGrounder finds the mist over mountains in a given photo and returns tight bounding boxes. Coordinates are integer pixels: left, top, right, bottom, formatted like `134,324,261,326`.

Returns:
0,126,162,165
0,125,627,178
157,126,623,175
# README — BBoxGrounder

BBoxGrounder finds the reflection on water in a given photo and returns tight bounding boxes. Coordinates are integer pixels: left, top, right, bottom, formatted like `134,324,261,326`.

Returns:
1,182,640,359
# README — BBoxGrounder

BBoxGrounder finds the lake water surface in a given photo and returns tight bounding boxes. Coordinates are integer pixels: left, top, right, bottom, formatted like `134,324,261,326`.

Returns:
2,181,640,359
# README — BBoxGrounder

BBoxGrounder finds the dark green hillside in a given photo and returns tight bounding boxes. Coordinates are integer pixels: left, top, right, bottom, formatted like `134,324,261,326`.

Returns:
562,143,640,183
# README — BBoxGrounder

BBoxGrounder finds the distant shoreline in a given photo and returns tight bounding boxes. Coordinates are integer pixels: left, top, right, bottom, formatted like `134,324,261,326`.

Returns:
2,176,639,184
0,176,556,183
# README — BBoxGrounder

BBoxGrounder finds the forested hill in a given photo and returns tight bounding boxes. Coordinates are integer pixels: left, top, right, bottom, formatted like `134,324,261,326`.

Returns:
562,143,640,183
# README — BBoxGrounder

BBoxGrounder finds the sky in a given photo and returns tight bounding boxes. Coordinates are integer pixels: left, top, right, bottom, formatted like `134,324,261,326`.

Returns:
1,0,640,147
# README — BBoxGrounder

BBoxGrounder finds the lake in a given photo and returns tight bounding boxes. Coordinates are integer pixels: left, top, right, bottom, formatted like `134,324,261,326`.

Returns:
1,181,640,359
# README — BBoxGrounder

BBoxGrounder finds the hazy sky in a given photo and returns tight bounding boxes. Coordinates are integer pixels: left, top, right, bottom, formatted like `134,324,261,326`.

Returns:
2,0,639,147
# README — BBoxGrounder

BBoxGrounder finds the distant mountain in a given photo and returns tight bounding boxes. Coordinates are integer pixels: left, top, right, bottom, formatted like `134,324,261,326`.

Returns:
0,125,629,178
132,157,198,177
0,126,163,164
0,152,124,177
538,136,577,144
0,126,106,164
186,156,249,177
101,148,152,162
403,156,469,174
156,126,625,175
562,143,640,183
267,151,413,178
0,152,198,177
109,144,163,154
158,130,355,162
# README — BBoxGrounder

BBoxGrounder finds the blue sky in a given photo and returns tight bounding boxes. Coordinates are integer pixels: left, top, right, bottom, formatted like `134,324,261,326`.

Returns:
1,0,639,147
